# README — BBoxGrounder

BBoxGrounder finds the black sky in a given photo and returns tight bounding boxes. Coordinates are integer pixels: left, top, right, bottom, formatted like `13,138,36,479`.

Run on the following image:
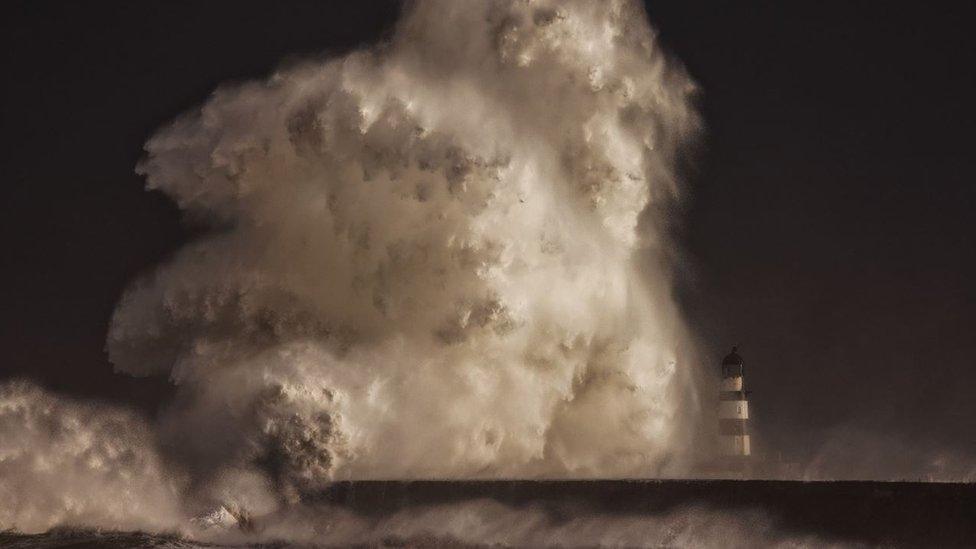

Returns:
2,1,974,469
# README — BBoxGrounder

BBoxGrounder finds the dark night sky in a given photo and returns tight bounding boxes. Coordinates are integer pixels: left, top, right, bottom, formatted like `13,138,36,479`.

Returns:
2,1,975,469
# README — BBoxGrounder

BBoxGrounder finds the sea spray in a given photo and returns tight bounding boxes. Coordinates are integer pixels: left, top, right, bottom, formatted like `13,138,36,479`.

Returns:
3,0,704,536
107,0,701,497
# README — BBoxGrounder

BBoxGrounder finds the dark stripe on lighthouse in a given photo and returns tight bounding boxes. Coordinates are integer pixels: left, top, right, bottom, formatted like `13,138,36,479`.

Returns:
719,418,748,435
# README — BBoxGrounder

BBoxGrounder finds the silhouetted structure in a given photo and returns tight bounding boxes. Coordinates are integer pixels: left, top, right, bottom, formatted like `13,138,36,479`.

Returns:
719,347,751,456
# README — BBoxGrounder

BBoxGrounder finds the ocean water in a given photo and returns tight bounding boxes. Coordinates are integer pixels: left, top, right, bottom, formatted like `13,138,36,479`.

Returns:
0,530,208,548
3,481,974,548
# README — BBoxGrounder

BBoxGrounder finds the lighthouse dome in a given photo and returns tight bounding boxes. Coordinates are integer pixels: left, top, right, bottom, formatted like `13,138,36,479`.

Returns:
722,346,743,366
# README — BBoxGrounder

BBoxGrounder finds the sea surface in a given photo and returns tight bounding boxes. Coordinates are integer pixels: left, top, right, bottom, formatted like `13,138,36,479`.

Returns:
3,480,975,547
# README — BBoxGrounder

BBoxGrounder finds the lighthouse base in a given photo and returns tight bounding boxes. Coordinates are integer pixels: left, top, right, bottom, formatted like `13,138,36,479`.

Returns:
719,434,751,456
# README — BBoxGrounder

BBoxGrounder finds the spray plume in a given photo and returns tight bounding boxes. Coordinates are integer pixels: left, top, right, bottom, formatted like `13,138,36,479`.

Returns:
2,0,704,533
107,0,701,492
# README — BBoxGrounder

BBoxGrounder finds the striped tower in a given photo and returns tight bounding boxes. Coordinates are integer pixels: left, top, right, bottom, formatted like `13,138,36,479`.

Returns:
718,346,751,457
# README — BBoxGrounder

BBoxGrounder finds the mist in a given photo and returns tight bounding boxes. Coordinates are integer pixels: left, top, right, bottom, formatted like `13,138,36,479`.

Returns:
0,0,709,535
105,0,701,494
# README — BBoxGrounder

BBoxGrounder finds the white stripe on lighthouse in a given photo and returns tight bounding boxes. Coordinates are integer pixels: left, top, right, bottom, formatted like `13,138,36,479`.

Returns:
718,399,748,419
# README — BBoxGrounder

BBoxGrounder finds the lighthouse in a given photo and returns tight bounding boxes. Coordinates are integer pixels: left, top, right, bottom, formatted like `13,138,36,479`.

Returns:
718,346,751,457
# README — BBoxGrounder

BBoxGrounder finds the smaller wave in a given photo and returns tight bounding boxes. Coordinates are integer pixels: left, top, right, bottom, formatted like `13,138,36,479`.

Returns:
2,501,822,549
0,528,207,549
